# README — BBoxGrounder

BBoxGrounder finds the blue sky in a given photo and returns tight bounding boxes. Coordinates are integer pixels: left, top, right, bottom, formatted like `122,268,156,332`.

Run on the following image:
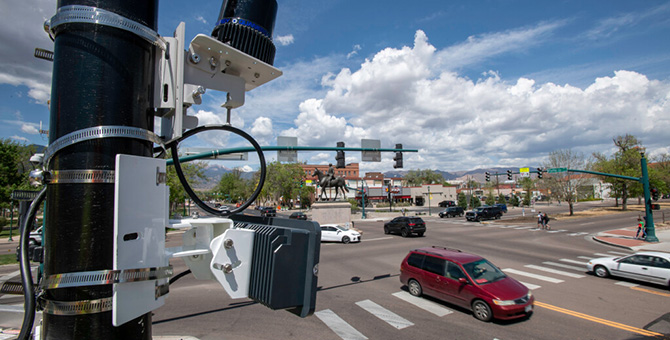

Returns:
1,0,669,174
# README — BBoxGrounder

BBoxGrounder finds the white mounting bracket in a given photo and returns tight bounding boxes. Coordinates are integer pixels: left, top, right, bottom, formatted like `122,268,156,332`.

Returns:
153,22,282,143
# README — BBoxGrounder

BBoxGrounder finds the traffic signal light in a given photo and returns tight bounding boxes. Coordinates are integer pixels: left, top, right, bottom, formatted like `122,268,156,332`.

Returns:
485,172,490,182
335,141,345,168
537,168,543,179
651,188,659,201
507,170,512,180
651,203,661,210
393,144,403,169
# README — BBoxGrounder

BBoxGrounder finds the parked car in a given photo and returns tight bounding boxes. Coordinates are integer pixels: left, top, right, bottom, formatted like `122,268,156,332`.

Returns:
587,252,670,287
320,224,361,244
439,206,464,218
466,206,503,222
260,207,276,217
494,203,508,213
438,200,456,207
400,246,534,322
383,217,426,237
289,212,307,220
29,226,43,246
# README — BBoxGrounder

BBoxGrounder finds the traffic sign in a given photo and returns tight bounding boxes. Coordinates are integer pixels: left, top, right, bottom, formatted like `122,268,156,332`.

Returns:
547,167,567,173
519,167,529,177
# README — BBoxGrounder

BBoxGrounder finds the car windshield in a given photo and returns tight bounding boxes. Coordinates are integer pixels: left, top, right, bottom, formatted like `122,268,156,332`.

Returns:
462,259,507,285
474,207,484,212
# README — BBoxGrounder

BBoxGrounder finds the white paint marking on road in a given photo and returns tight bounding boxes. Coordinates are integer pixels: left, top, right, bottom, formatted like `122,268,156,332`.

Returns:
542,261,586,272
356,299,414,330
503,268,565,283
593,253,614,257
524,265,585,278
546,229,567,233
577,256,595,260
361,237,394,242
0,270,20,284
514,226,534,230
315,309,368,340
501,225,520,228
581,222,596,226
559,258,589,266
392,291,453,317
568,232,589,236
519,281,541,290
608,251,630,256
615,282,639,288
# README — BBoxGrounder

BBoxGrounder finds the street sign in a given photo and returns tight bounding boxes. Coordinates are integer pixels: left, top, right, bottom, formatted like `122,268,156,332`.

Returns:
361,139,381,162
277,136,298,162
547,167,567,173
519,167,529,177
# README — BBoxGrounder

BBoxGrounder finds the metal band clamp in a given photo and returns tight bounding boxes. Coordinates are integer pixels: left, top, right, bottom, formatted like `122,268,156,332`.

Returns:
42,297,113,316
42,266,173,289
45,5,167,51
50,170,116,184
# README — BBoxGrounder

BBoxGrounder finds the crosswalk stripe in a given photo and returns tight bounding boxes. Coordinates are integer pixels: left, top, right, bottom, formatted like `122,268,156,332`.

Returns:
524,265,585,278
514,226,534,230
542,261,586,272
577,256,595,260
615,282,639,288
568,232,589,236
392,291,453,317
356,299,414,329
559,258,588,266
519,281,541,290
608,251,630,256
315,309,368,340
503,268,565,283
593,253,613,257
546,229,567,233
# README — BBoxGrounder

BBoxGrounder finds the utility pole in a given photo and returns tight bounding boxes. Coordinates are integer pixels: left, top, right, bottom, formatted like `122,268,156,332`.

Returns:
43,1,157,338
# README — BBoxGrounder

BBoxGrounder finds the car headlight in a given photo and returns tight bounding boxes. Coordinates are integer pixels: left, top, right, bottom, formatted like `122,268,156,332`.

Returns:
492,298,515,306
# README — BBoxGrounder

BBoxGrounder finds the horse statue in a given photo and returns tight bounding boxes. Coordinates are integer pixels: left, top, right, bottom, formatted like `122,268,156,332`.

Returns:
312,168,349,201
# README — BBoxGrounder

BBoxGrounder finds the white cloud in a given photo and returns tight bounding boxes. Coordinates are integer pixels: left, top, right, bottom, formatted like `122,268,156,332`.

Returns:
346,44,361,59
585,3,670,41
21,124,39,134
11,135,29,142
276,34,294,46
195,16,207,25
250,117,274,146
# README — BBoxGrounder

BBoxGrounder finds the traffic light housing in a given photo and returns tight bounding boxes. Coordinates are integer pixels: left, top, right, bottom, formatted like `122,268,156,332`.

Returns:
507,170,512,180
393,143,403,169
485,172,490,182
537,168,543,179
335,141,345,168
651,188,659,201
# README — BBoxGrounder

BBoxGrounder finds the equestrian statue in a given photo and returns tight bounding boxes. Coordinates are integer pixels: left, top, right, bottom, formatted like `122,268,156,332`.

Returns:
312,164,349,201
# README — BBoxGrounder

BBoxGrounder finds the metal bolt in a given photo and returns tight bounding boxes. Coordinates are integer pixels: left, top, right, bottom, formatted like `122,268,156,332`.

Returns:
190,53,200,64
254,72,260,79
225,60,231,66
209,56,218,69
223,239,234,249
192,86,206,99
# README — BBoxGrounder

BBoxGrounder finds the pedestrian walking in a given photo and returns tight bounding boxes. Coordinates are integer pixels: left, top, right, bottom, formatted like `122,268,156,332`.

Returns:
537,212,543,229
635,217,646,239
542,212,550,230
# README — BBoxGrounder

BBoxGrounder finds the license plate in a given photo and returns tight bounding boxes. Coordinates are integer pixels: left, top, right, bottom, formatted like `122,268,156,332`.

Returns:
525,305,533,313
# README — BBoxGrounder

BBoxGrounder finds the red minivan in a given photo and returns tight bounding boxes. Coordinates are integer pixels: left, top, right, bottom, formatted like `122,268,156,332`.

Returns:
399,246,533,322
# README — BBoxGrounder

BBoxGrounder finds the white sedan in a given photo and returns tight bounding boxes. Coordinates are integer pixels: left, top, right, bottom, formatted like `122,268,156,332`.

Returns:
587,251,670,287
320,224,361,244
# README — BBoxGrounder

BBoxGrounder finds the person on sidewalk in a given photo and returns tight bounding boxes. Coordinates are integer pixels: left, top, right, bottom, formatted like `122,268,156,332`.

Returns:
635,217,647,239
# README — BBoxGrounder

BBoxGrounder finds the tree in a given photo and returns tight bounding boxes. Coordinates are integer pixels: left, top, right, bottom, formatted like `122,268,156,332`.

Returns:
0,139,35,212
591,134,644,210
457,192,467,209
497,193,506,204
215,169,251,203
518,176,534,207
402,169,444,186
543,149,588,215
485,188,495,206
166,155,207,215
264,161,307,207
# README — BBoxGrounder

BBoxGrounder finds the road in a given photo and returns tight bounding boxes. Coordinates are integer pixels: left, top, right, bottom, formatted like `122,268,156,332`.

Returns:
149,206,669,340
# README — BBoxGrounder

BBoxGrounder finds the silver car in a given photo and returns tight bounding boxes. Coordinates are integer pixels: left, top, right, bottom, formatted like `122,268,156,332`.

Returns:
587,251,670,287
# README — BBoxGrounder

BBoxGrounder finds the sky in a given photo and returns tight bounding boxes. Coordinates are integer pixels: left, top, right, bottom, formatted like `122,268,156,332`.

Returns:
1,0,669,175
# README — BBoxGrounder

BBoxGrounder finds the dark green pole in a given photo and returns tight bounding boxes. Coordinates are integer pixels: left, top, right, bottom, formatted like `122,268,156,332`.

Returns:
640,153,658,242
9,201,13,241
44,0,157,338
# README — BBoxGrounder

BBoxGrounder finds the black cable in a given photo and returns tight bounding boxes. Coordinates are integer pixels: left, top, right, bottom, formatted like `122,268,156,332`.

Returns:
168,124,266,216
169,269,192,285
18,187,47,340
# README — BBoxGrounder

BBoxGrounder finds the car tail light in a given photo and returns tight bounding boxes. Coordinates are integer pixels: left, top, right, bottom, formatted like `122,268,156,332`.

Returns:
408,223,415,226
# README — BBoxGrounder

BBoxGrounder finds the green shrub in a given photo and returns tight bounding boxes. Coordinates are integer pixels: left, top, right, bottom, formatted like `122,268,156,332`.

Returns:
0,216,7,228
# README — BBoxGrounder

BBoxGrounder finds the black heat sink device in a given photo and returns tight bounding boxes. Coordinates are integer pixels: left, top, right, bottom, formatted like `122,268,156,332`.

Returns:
211,0,278,65
230,214,320,318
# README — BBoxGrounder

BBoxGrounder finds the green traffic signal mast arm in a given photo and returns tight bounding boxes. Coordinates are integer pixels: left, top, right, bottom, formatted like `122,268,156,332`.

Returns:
166,146,418,165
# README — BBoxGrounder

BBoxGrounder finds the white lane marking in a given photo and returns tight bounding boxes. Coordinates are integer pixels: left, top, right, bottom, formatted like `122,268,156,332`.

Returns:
361,237,394,242
519,281,541,290
577,256,595,260
546,229,567,233
568,232,589,236
392,291,453,317
315,309,368,340
581,222,596,225
559,258,589,265
503,268,565,283
514,226,534,230
356,299,414,329
615,282,639,287
542,261,586,272
0,270,21,284
524,265,585,278
593,253,613,257
608,251,630,256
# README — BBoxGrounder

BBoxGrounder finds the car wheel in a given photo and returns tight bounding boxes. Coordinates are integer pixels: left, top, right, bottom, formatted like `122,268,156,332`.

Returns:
408,279,422,297
472,300,493,322
439,214,444,218
417,232,424,237
384,226,390,234
594,265,610,278
496,214,501,219
342,236,350,244
475,217,481,222
459,213,464,217
401,228,409,237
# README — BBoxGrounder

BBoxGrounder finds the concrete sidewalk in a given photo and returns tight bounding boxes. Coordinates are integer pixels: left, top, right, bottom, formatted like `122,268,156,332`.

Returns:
593,226,670,252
